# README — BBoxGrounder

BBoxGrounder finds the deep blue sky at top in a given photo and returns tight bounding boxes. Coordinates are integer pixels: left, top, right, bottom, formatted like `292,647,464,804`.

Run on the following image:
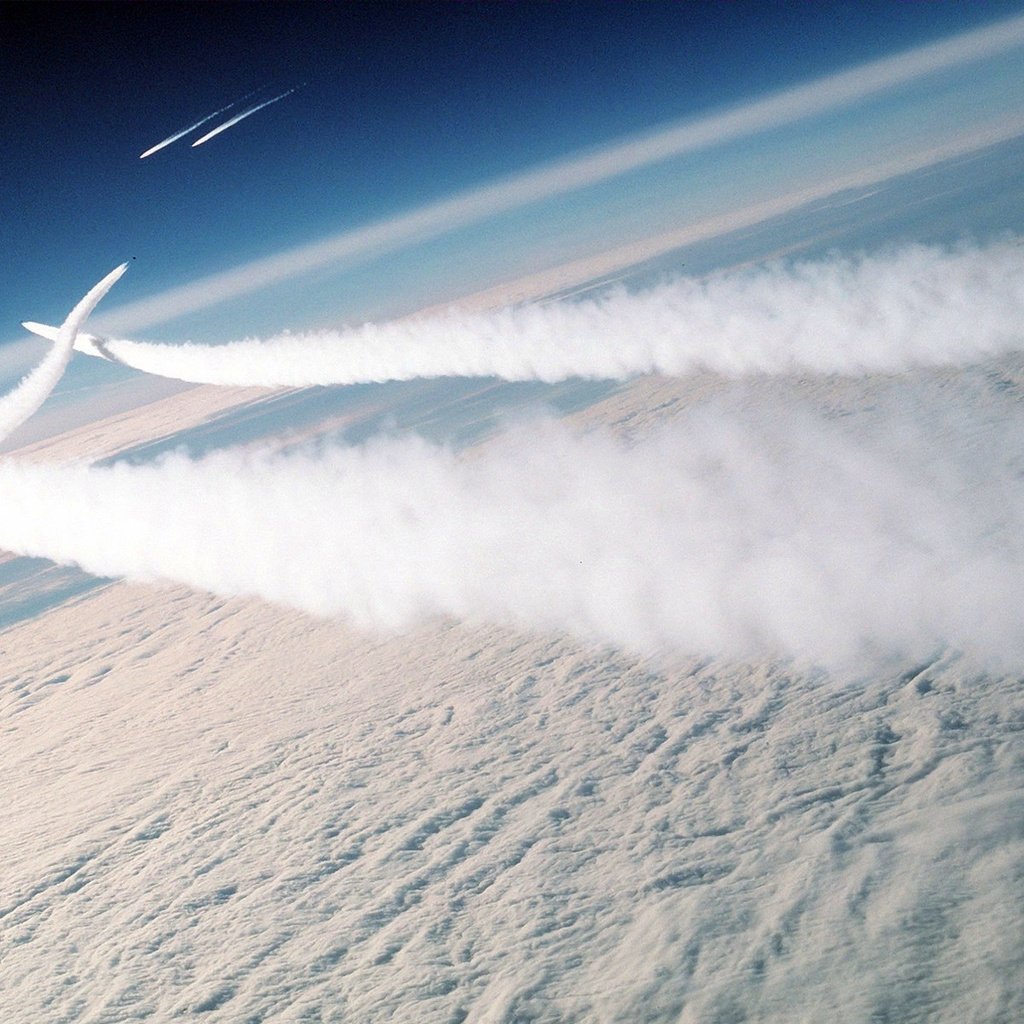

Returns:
3,0,1023,335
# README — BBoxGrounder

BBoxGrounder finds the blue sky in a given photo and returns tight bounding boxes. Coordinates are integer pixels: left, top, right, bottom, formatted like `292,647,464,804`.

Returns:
3,1,1024,342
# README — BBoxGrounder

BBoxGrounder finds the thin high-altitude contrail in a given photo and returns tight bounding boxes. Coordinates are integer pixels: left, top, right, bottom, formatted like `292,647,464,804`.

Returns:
140,104,235,159
139,89,265,159
191,88,297,148
0,264,127,443
20,242,1024,388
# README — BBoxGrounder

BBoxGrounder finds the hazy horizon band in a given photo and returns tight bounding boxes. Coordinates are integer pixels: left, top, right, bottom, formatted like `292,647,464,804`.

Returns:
87,12,1024,335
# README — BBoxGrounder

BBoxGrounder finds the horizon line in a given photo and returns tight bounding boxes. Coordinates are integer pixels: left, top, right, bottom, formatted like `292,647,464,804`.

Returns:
87,11,1024,334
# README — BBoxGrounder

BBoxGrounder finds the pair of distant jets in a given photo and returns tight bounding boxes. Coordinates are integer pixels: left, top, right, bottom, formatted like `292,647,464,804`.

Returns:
23,88,298,357
139,85,297,158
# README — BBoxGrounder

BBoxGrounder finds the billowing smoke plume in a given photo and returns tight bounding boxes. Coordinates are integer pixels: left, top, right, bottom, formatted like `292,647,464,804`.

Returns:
0,264,127,442
22,241,1024,388
1,391,1021,668
5,247,1022,667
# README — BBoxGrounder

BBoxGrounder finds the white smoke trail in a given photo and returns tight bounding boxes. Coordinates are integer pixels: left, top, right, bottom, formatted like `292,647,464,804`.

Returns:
139,100,239,159
191,88,297,149
0,264,127,443
22,242,1024,388
0,395,1021,668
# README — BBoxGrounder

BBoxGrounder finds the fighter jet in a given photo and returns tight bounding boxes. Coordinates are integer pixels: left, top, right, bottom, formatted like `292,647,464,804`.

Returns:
22,322,122,363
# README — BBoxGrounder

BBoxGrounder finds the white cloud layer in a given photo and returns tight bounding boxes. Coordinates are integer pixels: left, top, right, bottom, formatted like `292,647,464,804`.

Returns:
0,392,1021,668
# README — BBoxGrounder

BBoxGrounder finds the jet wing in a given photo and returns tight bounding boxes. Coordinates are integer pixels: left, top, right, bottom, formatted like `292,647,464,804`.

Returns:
22,321,118,362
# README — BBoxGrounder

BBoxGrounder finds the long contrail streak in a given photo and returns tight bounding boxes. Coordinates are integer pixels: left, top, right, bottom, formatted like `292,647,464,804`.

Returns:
0,264,127,443
139,90,268,159
21,242,1024,389
191,88,296,148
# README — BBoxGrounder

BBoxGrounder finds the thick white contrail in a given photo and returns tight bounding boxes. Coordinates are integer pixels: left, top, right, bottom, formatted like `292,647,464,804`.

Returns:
21,242,1024,388
0,264,127,443
0,398,1021,667
191,88,296,148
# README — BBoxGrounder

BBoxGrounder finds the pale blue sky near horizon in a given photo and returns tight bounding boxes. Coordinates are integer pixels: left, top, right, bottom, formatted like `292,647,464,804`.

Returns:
3,2,1024,448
